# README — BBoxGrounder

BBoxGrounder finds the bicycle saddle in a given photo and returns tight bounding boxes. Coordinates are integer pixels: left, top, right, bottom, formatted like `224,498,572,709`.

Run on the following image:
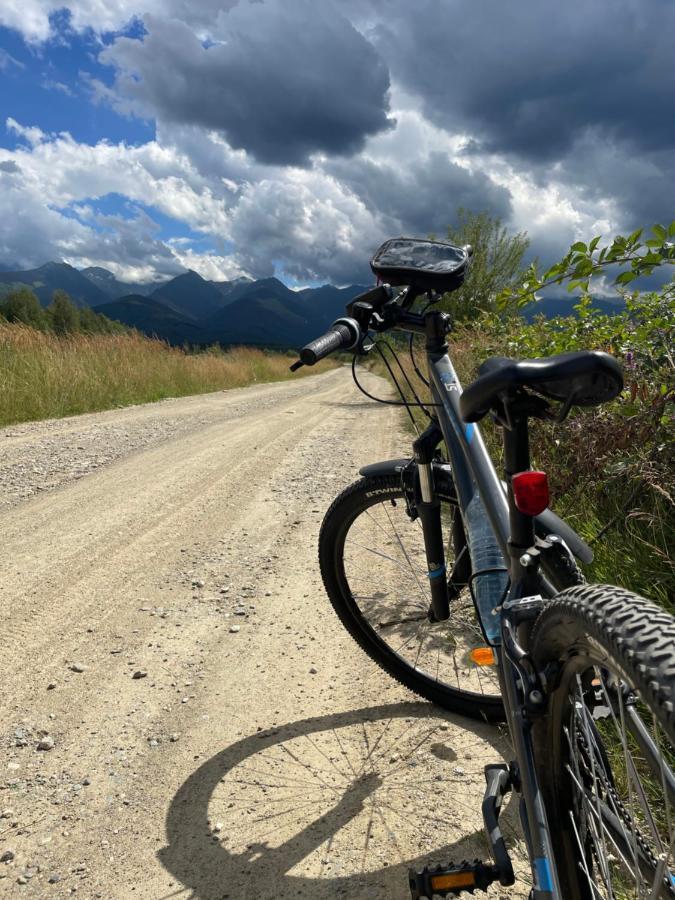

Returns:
460,350,624,423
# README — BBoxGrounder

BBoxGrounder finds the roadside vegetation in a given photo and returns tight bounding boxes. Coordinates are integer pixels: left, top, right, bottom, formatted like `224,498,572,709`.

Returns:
0,286,128,335
0,307,334,428
375,214,675,608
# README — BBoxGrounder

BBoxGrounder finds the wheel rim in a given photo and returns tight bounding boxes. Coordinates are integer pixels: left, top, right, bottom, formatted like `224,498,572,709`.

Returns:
556,658,675,899
339,489,501,704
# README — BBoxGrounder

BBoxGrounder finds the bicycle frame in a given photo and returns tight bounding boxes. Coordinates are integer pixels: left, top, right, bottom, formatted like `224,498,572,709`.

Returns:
396,308,563,898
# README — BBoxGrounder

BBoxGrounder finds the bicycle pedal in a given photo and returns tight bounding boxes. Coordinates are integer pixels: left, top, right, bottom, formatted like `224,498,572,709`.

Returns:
408,859,500,898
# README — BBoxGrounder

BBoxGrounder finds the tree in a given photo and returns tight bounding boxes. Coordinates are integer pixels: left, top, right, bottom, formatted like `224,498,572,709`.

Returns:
48,290,80,335
441,208,530,321
78,305,103,334
0,286,48,329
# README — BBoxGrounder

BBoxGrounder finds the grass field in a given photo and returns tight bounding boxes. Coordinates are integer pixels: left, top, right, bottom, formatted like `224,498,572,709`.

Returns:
0,323,332,427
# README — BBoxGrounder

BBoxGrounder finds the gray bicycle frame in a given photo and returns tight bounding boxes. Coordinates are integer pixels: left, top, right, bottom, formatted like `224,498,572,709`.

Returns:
428,351,511,559
424,343,562,899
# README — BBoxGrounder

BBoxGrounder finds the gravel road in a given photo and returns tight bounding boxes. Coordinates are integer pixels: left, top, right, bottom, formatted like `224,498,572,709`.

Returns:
0,367,527,898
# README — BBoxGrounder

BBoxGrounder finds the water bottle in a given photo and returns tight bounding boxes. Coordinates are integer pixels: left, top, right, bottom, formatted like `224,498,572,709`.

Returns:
464,491,509,644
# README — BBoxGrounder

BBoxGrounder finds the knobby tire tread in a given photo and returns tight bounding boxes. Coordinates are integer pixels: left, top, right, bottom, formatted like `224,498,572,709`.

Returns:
531,584,675,898
532,583,675,741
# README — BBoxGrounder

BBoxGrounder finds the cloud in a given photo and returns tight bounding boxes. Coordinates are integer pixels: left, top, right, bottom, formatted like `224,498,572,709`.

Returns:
100,3,393,165
0,119,384,282
227,169,384,282
7,117,47,146
0,47,25,70
41,78,74,96
1,1,673,283
548,131,675,232
0,123,241,279
328,151,510,237
373,0,675,163
0,0,240,42
4,125,230,236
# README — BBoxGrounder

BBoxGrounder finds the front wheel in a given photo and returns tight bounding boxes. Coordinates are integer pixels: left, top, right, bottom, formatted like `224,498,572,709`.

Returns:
531,584,675,899
319,474,504,721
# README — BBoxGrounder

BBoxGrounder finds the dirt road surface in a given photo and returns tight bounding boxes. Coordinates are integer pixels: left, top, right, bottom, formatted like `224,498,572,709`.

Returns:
0,368,527,899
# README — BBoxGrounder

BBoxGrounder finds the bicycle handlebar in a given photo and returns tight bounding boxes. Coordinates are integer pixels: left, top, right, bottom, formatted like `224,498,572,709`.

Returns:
295,317,361,368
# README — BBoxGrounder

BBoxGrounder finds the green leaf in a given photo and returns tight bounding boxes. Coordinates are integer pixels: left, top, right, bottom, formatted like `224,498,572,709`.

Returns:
573,259,593,277
589,236,601,253
652,223,667,240
571,241,587,253
627,228,643,245
668,221,675,237
543,263,563,280
616,271,637,285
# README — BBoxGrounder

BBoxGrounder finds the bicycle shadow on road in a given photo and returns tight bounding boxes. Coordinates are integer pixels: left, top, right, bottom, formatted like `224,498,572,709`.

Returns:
158,700,522,900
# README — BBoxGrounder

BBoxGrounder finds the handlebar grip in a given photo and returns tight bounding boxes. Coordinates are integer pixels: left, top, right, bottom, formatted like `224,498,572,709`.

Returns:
299,319,359,365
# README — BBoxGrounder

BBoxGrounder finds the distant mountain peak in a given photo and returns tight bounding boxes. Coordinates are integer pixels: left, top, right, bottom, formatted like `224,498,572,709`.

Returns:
39,260,72,271
81,266,116,279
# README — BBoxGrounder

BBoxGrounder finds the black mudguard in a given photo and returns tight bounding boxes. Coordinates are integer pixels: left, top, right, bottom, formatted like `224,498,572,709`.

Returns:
359,458,593,564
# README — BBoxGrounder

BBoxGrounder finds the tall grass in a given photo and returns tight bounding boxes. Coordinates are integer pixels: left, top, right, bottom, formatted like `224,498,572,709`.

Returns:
0,323,332,426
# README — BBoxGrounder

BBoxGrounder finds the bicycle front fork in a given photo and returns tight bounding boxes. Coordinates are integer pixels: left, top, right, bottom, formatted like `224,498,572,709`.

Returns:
413,421,450,621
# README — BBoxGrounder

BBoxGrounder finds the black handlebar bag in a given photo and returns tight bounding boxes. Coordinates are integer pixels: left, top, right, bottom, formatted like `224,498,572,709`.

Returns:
370,237,470,293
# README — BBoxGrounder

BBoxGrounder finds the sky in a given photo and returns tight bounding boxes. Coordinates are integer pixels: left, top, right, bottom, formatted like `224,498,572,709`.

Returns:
0,0,673,286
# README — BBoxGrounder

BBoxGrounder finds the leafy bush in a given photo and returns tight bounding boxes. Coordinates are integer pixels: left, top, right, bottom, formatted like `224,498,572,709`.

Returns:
454,223,675,606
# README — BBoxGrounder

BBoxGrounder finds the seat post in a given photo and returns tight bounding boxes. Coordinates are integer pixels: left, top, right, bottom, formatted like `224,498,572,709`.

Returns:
502,414,537,567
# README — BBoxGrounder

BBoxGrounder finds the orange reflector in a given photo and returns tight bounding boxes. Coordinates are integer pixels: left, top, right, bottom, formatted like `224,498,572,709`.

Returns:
470,647,496,666
431,872,476,890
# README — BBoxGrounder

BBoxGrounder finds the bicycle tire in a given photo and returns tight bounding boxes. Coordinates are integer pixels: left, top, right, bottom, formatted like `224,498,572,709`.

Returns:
319,474,505,722
531,584,675,899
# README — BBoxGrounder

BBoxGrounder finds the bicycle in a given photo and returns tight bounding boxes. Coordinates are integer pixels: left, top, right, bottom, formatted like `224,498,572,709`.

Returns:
291,237,675,899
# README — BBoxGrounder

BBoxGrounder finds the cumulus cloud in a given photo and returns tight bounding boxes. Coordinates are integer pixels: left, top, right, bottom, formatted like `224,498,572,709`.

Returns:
5,126,230,235
373,0,675,161
7,117,47,146
363,0,675,243
328,151,511,236
101,3,393,166
0,125,240,279
228,169,385,282
1,0,673,283
0,120,384,281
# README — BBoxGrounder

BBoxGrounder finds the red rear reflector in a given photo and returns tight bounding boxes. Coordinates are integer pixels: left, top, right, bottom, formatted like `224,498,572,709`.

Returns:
512,471,549,516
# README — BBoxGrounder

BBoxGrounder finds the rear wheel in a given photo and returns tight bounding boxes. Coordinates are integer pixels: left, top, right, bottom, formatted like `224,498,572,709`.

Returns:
531,584,675,899
319,474,504,721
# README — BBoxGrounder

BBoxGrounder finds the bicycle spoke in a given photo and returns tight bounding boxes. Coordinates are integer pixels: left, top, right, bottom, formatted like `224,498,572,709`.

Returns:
332,482,502,709
559,659,675,899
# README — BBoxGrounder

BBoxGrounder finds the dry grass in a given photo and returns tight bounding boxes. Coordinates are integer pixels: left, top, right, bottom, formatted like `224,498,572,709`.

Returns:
0,323,333,426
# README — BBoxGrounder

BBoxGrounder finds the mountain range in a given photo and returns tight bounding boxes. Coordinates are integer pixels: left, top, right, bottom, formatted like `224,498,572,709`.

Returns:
0,260,625,347
0,261,368,348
